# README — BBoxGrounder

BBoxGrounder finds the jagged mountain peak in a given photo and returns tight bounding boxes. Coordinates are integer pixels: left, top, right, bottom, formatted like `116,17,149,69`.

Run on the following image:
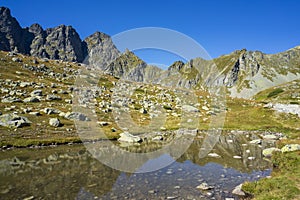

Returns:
168,60,185,71
88,31,110,40
29,23,44,35
0,7,116,63
0,6,11,16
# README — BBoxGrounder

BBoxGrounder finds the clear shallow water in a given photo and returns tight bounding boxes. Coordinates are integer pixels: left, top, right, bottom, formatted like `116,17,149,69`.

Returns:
0,132,274,199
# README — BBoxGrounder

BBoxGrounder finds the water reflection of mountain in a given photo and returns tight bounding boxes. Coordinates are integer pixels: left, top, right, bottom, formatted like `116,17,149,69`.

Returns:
178,132,273,172
0,145,121,199
0,132,274,199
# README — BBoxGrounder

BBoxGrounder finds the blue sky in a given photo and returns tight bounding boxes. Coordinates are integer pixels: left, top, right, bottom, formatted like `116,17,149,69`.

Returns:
1,0,300,66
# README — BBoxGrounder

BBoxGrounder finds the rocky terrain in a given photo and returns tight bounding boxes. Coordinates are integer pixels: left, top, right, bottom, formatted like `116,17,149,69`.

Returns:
1,6,299,99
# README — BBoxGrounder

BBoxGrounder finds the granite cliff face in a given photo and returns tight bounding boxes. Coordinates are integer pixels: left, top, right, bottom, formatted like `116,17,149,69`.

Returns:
29,24,86,62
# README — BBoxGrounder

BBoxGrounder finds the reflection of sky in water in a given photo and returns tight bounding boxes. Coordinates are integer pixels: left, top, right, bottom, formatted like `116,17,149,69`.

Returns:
101,159,271,199
135,154,175,173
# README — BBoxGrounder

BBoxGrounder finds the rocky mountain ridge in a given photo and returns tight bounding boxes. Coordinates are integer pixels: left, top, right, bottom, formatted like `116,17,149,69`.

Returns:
1,7,299,99
0,7,120,64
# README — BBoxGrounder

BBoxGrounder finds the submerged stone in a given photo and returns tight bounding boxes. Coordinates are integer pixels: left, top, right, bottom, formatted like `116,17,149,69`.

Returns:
196,182,214,190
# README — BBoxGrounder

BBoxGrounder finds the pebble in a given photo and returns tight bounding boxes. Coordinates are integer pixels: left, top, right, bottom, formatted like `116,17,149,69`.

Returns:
23,196,34,200
249,139,262,144
208,153,221,158
233,156,242,159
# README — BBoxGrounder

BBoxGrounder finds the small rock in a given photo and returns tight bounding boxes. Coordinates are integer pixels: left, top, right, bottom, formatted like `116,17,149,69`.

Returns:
248,156,255,160
182,105,199,112
202,106,209,111
140,107,147,114
98,121,110,126
249,139,262,144
23,96,40,103
167,196,178,200
148,190,156,194
30,90,43,97
20,82,30,87
65,99,72,104
232,184,245,196
59,112,66,117
64,112,90,121
49,118,61,127
23,196,34,200
29,112,41,116
196,182,214,190
58,89,68,94
12,57,22,62
43,108,61,115
1,97,22,103
46,94,61,101
160,127,167,131
281,144,300,153
233,156,242,159
262,135,278,140
118,132,142,143
262,147,281,157
152,135,163,141
208,153,221,158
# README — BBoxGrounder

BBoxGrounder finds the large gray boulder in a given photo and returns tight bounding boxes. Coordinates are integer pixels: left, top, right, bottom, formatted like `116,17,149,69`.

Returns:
0,113,31,128
49,118,61,127
64,112,90,121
